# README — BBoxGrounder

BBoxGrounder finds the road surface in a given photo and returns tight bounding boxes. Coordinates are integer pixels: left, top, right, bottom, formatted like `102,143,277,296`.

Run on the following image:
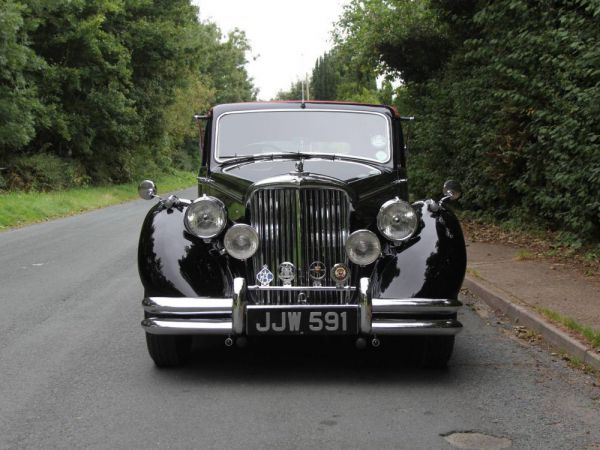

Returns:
1,188,599,449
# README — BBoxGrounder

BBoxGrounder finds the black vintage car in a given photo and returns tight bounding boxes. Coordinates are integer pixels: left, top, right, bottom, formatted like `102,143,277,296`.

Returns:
137,101,466,367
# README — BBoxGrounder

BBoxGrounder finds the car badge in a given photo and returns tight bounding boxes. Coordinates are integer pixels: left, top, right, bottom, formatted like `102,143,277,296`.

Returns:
256,265,274,286
278,262,296,286
331,263,350,286
309,261,326,286
295,159,304,173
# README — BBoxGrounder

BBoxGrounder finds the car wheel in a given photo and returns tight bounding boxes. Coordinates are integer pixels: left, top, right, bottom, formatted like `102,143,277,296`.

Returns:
145,333,192,367
420,336,455,369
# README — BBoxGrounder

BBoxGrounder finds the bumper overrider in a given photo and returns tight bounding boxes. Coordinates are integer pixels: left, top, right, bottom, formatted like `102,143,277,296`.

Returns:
141,278,462,337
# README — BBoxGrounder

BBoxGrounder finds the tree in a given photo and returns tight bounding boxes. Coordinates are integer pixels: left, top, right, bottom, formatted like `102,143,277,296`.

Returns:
274,80,305,101
206,29,257,104
0,0,43,157
0,0,256,188
311,52,340,100
334,0,452,83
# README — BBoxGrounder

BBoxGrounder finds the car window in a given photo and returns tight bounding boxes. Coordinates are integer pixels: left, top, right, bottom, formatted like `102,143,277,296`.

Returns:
216,110,391,163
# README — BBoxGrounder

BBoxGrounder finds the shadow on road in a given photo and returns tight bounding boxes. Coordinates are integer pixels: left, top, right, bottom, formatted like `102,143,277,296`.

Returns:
157,336,459,385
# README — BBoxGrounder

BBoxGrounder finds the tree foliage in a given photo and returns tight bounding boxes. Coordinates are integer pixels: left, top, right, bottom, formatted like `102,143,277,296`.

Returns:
276,46,380,103
311,52,341,101
335,0,600,244
274,80,305,101
0,0,42,153
0,0,255,189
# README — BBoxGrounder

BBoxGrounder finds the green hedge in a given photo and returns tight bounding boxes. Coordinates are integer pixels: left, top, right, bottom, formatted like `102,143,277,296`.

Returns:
404,1,600,244
335,0,600,244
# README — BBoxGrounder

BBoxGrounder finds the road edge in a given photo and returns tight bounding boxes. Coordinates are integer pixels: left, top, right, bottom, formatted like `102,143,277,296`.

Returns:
463,276,600,371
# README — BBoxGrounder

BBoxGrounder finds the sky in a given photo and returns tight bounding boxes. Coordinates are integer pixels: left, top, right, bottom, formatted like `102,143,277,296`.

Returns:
193,0,350,100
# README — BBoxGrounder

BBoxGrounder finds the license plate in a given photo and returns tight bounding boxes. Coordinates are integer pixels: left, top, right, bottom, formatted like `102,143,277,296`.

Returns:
246,306,359,335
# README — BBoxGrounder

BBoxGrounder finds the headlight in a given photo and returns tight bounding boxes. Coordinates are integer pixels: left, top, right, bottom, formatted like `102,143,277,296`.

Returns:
224,224,259,260
377,198,418,242
345,230,381,266
184,196,227,239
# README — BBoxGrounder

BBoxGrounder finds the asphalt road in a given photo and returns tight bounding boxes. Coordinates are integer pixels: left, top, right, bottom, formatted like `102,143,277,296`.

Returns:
1,188,599,450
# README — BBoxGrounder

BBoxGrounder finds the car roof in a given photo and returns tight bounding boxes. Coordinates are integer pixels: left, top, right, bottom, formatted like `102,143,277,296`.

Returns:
210,101,398,118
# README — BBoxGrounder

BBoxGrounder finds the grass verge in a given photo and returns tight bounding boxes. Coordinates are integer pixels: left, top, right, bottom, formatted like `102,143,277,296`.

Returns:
536,306,600,351
0,170,196,231
564,354,600,377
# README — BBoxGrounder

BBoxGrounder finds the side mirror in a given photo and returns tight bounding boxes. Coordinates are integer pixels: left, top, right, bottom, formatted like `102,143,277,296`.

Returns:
138,180,157,200
443,180,462,201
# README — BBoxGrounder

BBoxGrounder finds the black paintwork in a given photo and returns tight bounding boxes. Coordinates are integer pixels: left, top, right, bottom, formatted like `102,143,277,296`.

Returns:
138,203,233,298
138,101,466,300
370,202,466,300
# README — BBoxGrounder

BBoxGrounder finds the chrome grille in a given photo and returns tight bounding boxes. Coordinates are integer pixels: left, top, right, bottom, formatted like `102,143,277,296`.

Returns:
249,187,352,304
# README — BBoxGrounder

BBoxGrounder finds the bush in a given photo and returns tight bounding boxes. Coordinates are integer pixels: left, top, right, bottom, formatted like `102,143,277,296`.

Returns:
6,154,90,191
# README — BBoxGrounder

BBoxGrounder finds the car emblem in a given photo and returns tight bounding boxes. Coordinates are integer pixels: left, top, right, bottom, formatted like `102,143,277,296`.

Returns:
331,263,350,286
309,261,326,286
256,265,274,286
295,159,304,173
278,262,296,286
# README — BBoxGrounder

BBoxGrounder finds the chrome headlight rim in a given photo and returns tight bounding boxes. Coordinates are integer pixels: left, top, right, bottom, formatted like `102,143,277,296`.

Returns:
224,224,259,260
184,195,227,239
376,197,418,243
345,229,381,266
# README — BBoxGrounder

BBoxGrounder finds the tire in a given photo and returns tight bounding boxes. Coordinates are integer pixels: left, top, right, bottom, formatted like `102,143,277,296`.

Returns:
420,336,455,369
145,333,192,367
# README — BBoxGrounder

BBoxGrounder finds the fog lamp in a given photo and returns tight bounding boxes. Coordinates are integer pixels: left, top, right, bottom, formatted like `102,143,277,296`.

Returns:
224,224,259,260
345,230,381,266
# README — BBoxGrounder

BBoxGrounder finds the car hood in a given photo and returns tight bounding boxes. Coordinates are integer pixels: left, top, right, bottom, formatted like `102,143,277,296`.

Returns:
209,158,400,204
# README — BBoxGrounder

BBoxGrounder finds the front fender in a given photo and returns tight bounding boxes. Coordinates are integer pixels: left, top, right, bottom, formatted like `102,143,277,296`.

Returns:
370,201,466,299
137,203,232,298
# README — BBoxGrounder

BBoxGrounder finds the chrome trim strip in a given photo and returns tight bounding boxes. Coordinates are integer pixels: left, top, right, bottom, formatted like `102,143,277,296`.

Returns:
295,189,303,287
248,285,356,292
202,180,244,203
247,305,359,311
232,277,246,335
372,298,462,314
142,297,232,315
214,109,392,164
359,278,372,334
361,180,405,200
142,318,233,335
245,174,353,205
371,319,462,336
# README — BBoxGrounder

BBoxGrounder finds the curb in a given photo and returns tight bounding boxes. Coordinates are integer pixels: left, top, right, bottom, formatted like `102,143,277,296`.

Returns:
463,276,600,371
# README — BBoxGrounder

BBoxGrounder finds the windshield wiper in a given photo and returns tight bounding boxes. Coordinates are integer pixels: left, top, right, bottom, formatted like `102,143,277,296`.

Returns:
220,151,317,165
219,154,273,164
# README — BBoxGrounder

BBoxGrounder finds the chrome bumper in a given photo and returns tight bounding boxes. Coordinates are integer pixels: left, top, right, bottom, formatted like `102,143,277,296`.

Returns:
141,278,462,336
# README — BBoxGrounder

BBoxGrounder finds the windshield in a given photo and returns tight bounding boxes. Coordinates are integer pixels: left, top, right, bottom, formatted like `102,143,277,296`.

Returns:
215,110,391,163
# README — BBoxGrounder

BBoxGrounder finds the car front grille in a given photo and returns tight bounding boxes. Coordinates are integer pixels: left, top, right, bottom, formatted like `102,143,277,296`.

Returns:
248,187,352,305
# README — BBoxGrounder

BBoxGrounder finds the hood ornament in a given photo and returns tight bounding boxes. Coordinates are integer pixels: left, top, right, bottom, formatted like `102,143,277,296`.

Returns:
290,158,308,180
